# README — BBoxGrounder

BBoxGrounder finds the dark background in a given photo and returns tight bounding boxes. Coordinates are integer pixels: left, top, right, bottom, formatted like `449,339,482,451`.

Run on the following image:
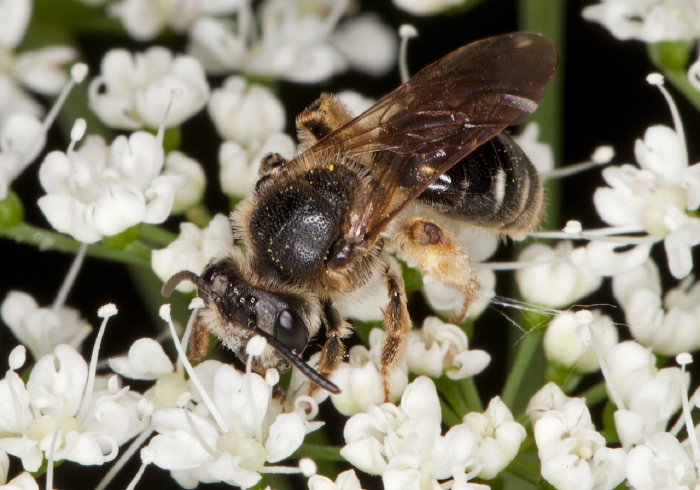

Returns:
2,0,698,488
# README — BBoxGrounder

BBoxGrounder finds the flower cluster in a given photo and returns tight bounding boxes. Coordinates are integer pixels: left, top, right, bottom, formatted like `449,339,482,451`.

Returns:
3,0,700,489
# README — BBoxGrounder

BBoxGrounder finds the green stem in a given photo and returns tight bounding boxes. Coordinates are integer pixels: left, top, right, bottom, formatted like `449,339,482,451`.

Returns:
647,42,700,112
581,380,609,407
0,223,151,266
140,224,177,248
501,328,544,410
292,443,344,462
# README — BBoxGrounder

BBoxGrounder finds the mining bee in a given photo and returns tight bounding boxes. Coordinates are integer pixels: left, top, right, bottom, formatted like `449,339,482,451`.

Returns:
162,32,558,395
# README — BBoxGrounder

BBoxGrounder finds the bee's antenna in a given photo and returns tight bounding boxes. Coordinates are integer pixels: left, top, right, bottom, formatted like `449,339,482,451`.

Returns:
248,326,341,394
161,271,218,302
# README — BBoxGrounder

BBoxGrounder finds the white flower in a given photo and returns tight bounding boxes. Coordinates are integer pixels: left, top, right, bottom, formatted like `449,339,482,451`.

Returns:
0,454,38,490
625,432,698,488
88,47,210,130
0,112,45,199
613,260,700,355
405,317,490,380
109,0,241,41
330,329,408,416
37,132,184,243
147,361,317,488
0,0,77,98
513,123,555,174
0,345,145,472
462,397,526,480
543,310,618,374
209,76,286,146
0,291,92,360
527,383,626,490
219,133,295,199
329,13,396,77
516,241,603,307
151,213,233,293
188,0,396,83
341,376,482,489
583,0,700,42
162,151,206,213
593,124,700,278
605,341,686,435
392,0,468,16
308,469,363,490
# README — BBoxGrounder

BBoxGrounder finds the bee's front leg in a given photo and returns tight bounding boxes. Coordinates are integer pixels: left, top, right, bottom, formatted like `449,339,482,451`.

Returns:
391,217,480,323
312,299,353,396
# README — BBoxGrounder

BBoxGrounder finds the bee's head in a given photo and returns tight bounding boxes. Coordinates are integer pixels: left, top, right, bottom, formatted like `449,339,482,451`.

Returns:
161,257,339,394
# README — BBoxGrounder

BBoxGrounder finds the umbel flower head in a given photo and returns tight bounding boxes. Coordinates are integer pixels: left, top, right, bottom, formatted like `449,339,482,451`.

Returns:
38,128,185,244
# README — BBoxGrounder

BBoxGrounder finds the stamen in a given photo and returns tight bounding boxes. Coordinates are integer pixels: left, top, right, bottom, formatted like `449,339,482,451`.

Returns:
676,352,700,477
245,336,267,441
184,409,219,458
125,447,154,490
398,24,418,83
159,304,229,433
94,428,154,490
541,146,614,180
6,346,29,434
156,89,179,145
299,457,317,477
67,118,86,154
78,303,117,421
35,63,89,155
176,298,204,376
647,73,688,168
320,0,350,38
52,242,88,312
46,427,60,490
481,256,570,271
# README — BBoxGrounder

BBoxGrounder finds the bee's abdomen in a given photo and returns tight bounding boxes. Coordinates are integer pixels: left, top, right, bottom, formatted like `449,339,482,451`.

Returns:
418,133,543,234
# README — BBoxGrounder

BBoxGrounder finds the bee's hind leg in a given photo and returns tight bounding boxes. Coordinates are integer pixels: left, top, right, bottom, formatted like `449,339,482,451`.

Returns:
391,217,480,323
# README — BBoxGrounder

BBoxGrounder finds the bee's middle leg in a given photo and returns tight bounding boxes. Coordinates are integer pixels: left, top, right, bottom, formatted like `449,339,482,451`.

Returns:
379,256,411,401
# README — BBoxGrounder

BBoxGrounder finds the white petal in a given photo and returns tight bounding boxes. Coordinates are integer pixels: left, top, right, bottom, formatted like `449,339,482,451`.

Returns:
339,438,387,475
664,232,693,278
92,184,146,237
143,175,185,224
330,14,396,76
14,47,78,95
0,0,31,49
27,345,88,415
37,194,102,244
265,413,306,462
109,338,174,379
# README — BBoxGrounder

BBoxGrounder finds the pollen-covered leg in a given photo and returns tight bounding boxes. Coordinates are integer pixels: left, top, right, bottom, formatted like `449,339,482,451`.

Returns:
312,300,353,395
392,216,480,323
188,312,211,362
295,93,354,149
379,256,411,401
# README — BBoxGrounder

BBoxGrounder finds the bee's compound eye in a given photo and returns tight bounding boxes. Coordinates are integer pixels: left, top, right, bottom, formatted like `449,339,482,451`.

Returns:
274,309,308,354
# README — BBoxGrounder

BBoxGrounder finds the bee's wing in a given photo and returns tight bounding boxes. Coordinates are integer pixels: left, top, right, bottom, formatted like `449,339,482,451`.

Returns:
304,32,557,245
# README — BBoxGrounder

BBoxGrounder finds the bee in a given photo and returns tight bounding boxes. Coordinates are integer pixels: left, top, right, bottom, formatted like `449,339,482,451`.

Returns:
162,32,558,395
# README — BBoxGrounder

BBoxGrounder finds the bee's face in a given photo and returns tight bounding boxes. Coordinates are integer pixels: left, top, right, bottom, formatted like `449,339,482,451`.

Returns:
199,259,312,359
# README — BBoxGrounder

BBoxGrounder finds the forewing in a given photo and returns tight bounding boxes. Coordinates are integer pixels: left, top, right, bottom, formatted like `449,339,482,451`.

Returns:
306,32,558,243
